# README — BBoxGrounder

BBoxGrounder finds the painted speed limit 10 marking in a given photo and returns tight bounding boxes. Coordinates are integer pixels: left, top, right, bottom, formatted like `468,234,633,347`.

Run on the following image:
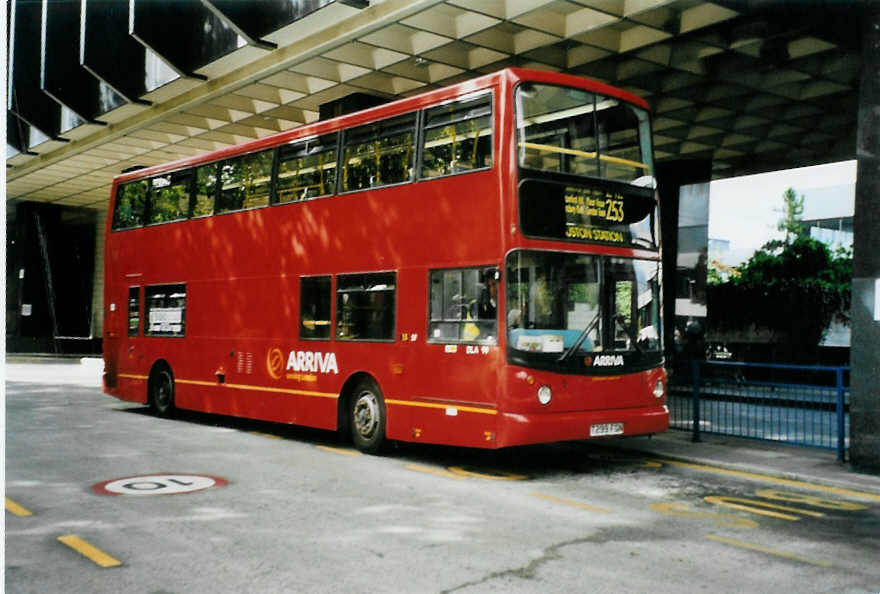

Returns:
92,474,228,496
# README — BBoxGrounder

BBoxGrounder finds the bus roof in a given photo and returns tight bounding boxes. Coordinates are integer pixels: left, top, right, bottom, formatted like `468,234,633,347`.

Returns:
114,67,650,185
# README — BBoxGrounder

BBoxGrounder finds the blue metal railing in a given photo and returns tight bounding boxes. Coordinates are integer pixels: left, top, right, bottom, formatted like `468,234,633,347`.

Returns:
668,361,849,462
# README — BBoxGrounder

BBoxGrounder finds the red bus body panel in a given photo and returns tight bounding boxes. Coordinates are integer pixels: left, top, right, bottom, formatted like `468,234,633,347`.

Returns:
103,68,668,449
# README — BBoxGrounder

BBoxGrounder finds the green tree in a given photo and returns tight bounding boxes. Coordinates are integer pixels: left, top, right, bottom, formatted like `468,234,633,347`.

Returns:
777,187,806,241
707,236,851,362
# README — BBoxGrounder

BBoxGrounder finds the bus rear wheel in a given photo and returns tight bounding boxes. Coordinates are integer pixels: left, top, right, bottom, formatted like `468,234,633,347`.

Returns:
149,363,176,418
350,378,386,454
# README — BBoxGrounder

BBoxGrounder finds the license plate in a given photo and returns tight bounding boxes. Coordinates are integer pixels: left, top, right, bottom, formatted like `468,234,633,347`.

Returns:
590,422,624,437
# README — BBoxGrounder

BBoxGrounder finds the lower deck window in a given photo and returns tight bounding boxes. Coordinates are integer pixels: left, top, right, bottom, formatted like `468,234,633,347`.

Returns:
128,287,140,336
429,267,498,344
145,284,187,337
336,272,395,341
300,276,332,340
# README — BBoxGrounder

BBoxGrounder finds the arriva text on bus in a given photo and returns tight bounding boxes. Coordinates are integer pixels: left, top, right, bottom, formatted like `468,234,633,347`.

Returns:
287,350,339,375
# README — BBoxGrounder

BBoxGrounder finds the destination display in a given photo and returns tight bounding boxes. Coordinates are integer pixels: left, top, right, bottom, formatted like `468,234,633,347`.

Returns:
519,177,656,248
563,185,627,243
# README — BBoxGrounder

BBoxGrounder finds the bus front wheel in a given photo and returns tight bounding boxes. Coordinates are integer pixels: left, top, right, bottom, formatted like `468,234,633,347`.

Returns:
350,378,386,454
149,363,176,418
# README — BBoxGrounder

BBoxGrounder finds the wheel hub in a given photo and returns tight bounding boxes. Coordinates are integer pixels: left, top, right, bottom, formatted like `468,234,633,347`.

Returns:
353,391,379,439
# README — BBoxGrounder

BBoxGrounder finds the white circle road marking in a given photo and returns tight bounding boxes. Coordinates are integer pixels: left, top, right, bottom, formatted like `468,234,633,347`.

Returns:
92,474,228,496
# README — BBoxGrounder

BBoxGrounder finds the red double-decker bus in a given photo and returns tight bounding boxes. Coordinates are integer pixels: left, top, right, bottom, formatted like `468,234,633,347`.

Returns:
103,68,667,453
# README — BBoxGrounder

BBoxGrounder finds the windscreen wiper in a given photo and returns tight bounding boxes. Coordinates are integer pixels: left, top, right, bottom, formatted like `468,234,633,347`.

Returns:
557,312,600,363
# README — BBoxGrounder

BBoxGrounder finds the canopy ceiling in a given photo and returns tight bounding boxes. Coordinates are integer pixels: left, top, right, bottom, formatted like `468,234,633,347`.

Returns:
6,0,863,213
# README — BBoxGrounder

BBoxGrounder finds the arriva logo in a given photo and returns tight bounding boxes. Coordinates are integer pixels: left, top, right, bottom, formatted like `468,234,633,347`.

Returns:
593,354,625,367
267,348,286,380
268,347,340,379
287,350,339,375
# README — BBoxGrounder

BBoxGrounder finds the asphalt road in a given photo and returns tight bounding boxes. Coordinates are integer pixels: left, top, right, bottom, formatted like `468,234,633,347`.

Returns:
5,362,880,593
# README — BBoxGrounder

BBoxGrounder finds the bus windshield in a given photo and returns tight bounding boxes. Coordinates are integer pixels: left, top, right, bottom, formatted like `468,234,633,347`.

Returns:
506,250,661,371
516,83,653,186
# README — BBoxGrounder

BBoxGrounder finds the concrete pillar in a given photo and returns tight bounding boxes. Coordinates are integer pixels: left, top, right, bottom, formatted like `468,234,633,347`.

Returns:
850,5,880,472
656,159,713,364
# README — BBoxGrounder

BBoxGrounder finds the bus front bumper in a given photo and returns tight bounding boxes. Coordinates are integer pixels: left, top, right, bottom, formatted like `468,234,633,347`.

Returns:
496,405,669,448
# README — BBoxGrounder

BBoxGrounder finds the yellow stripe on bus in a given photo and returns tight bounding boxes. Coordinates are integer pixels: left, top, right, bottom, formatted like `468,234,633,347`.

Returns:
175,378,337,400
123,377,497,414
118,373,148,381
385,399,498,416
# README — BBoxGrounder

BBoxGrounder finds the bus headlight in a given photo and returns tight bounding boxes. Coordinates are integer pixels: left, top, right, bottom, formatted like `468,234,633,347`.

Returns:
653,380,665,399
537,385,552,405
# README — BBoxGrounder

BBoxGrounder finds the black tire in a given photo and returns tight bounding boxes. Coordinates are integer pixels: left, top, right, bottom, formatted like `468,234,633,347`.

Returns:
149,364,175,418
349,378,386,454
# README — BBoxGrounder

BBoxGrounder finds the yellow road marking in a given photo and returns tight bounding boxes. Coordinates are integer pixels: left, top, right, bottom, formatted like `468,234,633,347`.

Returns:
249,431,283,440
704,496,824,521
57,535,123,568
406,464,468,480
654,459,880,503
316,445,362,457
448,467,527,481
531,492,612,514
705,533,832,567
651,502,759,528
755,488,868,511
5,497,33,517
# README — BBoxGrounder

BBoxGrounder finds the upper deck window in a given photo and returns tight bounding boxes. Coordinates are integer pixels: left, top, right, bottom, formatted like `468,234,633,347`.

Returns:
277,133,338,203
112,180,148,230
148,170,192,224
421,93,492,178
193,163,218,217
343,113,416,191
217,149,274,214
516,83,653,186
